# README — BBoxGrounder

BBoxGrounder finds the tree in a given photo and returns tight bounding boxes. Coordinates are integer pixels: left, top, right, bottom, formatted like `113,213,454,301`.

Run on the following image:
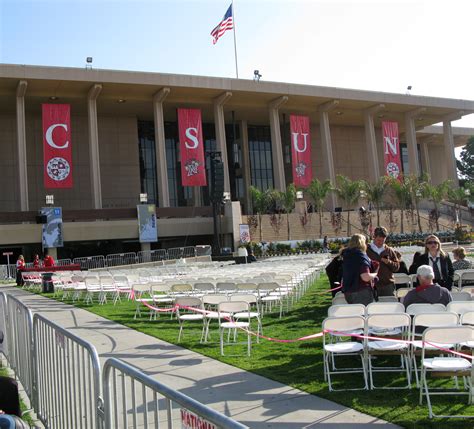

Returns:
274,184,297,240
307,179,332,237
405,174,428,233
249,186,273,241
334,175,362,236
424,180,451,231
389,176,411,234
456,136,474,181
447,186,470,225
363,177,388,227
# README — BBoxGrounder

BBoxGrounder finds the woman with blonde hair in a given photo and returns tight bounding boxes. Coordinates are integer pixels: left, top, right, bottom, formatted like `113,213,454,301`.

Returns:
412,234,454,290
452,247,472,271
341,234,378,305
15,255,25,286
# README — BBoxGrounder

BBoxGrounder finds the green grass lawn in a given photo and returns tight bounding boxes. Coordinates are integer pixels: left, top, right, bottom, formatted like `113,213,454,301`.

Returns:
40,276,474,429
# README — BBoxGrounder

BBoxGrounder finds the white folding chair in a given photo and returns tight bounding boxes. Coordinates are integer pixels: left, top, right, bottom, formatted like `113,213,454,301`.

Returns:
328,304,365,318
366,302,404,315
405,303,446,316
201,295,229,342
451,292,472,302
365,313,412,389
322,316,368,391
175,297,205,342
394,273,412,288
257,282,283,318
459,270,474,288
396,288,411,301
218,301,252,356
132,283,154,319
84,277,101,304
332,294,348,305
447,301,474,316
230,293,262,341
420,326,473,418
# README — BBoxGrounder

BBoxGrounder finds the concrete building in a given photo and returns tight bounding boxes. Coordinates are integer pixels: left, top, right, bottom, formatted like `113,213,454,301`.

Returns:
0,64,472,259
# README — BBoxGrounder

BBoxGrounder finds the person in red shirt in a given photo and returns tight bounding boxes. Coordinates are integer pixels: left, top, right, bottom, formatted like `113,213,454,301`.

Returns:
43,253,55,268
15,255,25,286
33,254,40,268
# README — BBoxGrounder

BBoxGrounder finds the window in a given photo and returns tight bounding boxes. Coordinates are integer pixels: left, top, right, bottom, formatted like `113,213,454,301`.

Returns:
400,143,423,175
248,126,274,191
137,121,158,205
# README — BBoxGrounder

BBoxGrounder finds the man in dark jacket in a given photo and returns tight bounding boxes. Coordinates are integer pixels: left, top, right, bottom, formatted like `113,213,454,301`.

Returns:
403,265,452,308
366,226,400,296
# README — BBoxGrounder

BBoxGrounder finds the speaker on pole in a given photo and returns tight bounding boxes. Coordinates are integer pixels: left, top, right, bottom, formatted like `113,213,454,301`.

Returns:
211,159,225,202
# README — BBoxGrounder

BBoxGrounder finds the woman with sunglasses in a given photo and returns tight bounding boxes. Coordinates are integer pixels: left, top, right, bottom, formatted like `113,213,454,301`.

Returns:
412,234,454,290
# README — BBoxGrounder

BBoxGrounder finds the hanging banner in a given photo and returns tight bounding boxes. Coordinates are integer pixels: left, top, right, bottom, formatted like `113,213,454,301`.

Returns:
137,204,158,243
290,115,312,187
178,108,207,186
41,207,63,248
42,104,73,189
239,224,251,244
382,121,402,179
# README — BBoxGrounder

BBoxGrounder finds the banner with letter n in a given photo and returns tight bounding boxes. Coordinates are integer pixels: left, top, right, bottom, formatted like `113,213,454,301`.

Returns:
137,204,158,243
178,108,207,186
42,104,73,189
382,120,402,179
290,114,312,187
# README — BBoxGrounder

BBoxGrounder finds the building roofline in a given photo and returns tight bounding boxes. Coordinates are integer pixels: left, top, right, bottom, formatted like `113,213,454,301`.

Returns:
1,63,474,112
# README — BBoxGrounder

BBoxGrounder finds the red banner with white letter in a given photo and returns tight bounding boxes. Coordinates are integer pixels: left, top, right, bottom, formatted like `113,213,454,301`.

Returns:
382,121,402,179
42,104,73,188
178,108,207,186
290,114,312,187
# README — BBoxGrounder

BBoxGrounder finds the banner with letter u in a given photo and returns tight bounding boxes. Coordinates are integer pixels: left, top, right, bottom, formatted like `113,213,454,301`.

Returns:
382,121,402,179
42,104,73,189
290,115,312,187
178,108,207,186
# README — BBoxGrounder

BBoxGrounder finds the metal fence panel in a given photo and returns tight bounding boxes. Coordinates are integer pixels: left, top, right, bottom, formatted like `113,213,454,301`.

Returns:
137,249,168,264
167,246,196,260
103,358,247,429
5,294,35,402
106,252,137,267
0,264,16,280
33,314,103,429
0,293,8,360
73,256,106,270
56,258,72,267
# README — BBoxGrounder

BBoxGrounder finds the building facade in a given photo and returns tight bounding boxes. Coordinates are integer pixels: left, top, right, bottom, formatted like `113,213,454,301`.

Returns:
0,64,472,259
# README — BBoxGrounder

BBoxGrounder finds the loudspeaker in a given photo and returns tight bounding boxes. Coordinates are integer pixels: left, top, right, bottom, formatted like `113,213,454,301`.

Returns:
334,207,342,213
211,160,225,200
36,214,47,224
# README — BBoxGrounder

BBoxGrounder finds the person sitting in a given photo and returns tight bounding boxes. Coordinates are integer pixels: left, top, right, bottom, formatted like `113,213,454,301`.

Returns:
43,252,55,268
402,265,452,308
408,251,422,274
395,251,409,275
411,234,454,290
452,247,472,271
366,226,400,296
342,234,378,305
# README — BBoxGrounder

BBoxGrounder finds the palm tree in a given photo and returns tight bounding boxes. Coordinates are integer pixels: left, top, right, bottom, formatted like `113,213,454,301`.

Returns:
249,186,273,241
425,180,451,231
334,175,362,236
274,184,297,240
363,177,388,227
389,176,411,234
448,186,469,226
405,174,428,233
307,179,332,237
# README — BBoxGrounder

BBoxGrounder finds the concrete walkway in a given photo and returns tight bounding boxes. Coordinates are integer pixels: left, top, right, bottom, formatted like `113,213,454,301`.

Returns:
2,285,399,428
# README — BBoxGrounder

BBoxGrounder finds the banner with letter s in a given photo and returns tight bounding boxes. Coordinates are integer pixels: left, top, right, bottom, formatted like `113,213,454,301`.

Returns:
290,115,312,187
382,121,402,179
42,104,73,189
178,108,207,186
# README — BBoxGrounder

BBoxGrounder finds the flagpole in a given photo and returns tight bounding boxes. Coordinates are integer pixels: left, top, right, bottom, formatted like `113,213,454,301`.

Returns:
232,0,239,78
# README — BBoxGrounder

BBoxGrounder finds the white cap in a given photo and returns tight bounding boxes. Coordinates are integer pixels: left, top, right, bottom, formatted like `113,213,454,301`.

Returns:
417,264,434,279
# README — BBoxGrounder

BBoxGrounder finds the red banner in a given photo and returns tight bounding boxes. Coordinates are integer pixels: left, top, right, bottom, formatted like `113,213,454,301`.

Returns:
382,121,402,179
290,115,312,187
42,104,73,188
178,108,207,186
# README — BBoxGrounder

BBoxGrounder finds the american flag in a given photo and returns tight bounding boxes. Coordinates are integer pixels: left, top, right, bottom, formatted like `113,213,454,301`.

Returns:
210,4,233,45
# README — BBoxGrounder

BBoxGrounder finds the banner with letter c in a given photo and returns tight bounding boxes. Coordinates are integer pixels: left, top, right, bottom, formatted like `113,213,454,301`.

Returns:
178,108,207,186
382,120,402,179
42,104,73,189
290,115,312,187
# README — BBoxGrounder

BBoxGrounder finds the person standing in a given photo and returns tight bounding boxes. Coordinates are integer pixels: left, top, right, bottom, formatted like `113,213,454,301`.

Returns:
15,255,25,286
342,234,378,305
366,226,400,296
43,252,55,268
32,254,40,268
412,234,454,290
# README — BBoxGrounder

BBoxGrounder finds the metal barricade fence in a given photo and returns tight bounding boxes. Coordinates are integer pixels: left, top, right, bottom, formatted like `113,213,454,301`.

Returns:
5,294,35,402
168,246,196,260
56,258,72,267
73,256,106,270
137,249,168,264
103,358,248,429
0,293,8,361
33,314,103,429
106,252,137,267
0,264,16,280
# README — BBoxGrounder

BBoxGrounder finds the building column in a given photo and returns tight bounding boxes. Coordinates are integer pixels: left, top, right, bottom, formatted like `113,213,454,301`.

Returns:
87,84,103,209
16,80,29,211
443,120,459,183
240,120,252,213
363,104,384,182
419,139,431,178
268,96,288,192
193,187,203,207
214,92,232,193
404,108,425,176
153,87,171,207
319,100,339,209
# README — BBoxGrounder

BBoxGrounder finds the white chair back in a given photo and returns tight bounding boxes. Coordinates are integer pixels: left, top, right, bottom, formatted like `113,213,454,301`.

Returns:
405,303,446,315
366,302,404,315
327,304,365,317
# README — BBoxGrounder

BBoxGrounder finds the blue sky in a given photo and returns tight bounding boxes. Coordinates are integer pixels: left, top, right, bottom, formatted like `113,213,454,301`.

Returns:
1,0,473,130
